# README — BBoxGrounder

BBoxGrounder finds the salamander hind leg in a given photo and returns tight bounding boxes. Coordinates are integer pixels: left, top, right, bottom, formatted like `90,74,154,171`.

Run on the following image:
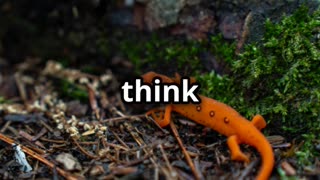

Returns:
251,114,267,130
227,135,250,163
146,105,172,128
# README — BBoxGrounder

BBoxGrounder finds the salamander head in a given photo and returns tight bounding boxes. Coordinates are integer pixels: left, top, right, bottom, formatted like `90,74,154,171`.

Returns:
141,71,175,84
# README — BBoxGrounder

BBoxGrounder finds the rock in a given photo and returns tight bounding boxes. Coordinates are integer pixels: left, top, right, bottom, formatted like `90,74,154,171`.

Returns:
218,13,242,40
56,153,82,171
145,0,186,30
172,7,216,40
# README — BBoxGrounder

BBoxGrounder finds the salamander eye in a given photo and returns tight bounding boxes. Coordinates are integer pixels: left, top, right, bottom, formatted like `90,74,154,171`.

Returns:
224,117,229,124
209,111,215,117
196,105,201,111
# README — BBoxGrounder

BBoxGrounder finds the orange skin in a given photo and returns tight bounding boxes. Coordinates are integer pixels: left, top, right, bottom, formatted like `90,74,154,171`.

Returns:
142,71,274,180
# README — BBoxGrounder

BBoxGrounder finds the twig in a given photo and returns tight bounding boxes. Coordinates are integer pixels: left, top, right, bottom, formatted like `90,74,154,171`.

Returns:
236,11,252,55
31,127,48,142
71,137,98,159
194,157,205,180
169,121,200,180
101,114,144,123
123,121,160,173
7,126,20,137
39,119,54,132
124,140,163,153
79,141,99,145
19,130,46,149
0,121,11,133
100,91,110,109
0,133,81,180
100,90,126,117
122,153,152,167
146,115,163,130
116,93,126,112
101,138,129,151
111,130,130,149
124,122,145,146
158,144,175,176
99,138,122,163
14,73,27,103
40,137,66,144
32,160,39,180
87,84,100,119
239,159,259,179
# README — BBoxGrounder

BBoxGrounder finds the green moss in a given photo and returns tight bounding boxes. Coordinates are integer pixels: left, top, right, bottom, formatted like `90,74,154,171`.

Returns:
232,6,320,133
277,167,299,180
57,79,88,102
207,34,236,66
119,34,204,75
80,65,98,74
196,71,238,104
226,6,320,166
295,134,319,166
0,96,5,104
119,33,237,76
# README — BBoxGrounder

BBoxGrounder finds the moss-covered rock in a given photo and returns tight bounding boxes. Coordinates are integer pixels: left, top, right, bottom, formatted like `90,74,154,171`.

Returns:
232,6,320,135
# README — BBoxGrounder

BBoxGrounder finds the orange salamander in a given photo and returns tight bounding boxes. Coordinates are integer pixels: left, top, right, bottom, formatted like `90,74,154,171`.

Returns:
141,71,274,180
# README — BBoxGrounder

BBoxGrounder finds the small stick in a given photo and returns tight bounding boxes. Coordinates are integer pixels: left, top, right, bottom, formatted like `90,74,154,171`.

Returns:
0,121,11,133
101,114,144,123
123,122,160,171
40,137,66,144
122,153,152,167
169,121,200,180
32,160,39,180
19,130,46,149
236,11,252,55
158,144,174,174
111,130,130,149
78,141,99,145
123,122,144,146
116,93,126,112
87,84,100,119
38,119,54,132
7,126,20,137
14,73,27,103
71,137,98,159
101,139,129,151
31,127,48,142
239,159,259,179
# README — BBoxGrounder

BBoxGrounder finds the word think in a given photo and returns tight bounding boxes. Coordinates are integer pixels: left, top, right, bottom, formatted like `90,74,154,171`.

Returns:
121,78,201,103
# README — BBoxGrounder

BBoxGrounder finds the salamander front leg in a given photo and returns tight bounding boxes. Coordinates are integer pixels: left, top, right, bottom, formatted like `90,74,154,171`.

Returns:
251,114,266,130
146,108,164,122
227,135,250,163
146,105,172,128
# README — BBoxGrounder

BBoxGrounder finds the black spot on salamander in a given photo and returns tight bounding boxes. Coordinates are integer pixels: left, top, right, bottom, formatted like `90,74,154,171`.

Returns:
196,105,201,112
209,111,215,117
